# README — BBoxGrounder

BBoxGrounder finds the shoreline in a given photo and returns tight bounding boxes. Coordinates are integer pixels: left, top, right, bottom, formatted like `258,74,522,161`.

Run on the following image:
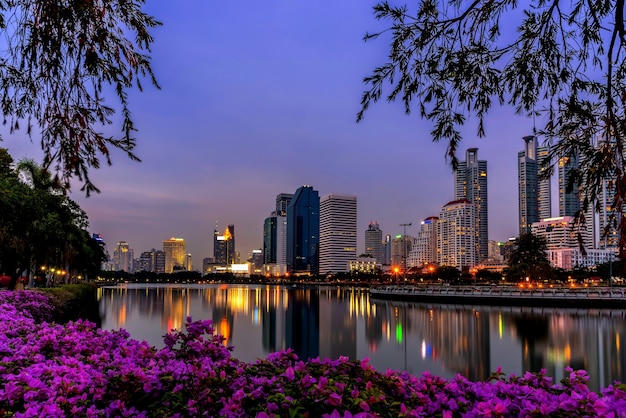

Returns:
369,285,626,308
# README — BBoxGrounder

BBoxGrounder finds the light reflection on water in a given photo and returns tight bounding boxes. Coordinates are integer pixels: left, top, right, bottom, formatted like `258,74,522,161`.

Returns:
98,283,626,392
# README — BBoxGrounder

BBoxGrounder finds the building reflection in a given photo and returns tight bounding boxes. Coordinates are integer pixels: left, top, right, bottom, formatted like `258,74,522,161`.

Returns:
286,288,319,361
99,285,626,390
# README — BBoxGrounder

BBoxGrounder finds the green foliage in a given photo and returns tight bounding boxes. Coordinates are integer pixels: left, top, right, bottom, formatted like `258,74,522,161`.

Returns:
506,233,553,281
359,1,626,264
0,150,106,289
0,0,160,194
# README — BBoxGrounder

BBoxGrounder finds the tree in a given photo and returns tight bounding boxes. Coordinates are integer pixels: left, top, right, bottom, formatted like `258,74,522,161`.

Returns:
0,1,160,194
358,1,626,267
506,233,553,282
0,149,105,289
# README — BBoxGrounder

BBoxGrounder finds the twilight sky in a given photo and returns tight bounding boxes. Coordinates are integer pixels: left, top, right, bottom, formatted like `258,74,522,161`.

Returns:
3,1,548,266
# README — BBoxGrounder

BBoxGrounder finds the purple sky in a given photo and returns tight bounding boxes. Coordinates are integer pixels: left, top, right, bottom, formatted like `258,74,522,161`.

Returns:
3,1,546,266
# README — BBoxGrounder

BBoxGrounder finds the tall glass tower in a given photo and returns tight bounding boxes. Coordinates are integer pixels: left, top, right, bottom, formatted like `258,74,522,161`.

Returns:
518,135,551,235
286,185,320,274
454,148,488,262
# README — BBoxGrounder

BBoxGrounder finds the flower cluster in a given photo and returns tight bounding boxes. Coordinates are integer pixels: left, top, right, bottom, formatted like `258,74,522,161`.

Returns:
1,289,626,417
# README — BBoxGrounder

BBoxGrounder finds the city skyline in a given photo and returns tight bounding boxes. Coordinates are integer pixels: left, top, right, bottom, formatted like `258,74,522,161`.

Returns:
2,2,558,261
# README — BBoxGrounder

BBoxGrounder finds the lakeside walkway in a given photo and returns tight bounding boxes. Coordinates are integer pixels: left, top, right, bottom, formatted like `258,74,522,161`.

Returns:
370,285,626,308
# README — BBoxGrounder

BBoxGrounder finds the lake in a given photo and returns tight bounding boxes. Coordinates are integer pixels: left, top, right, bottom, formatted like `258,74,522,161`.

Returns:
98,283,626,392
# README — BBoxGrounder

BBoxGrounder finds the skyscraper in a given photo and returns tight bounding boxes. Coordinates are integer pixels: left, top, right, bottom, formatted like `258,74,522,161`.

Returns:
263,193,292,275
286,185,320,275
454,148,488,262
275,193,293,216
163,237,186,273
558,153,581,217
213,225,235,265
437,199,477,270
518,135,551,234
319,194,357,274
364,221,383,263
113,241,133,272
263,213,288,275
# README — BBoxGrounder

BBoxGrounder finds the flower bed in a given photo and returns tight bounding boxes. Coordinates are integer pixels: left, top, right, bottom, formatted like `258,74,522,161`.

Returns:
1,290,625,417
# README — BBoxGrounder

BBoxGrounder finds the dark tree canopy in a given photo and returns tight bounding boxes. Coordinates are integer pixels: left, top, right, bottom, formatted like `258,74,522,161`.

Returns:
506,233,553,281
359,1,626,264
0,148,106,289
0,0,160,195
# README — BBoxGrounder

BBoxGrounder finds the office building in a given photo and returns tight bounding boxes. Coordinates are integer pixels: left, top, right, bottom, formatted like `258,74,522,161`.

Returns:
454,148,488,262
391,234,413,270
364,221,383,263
163,237,186,273
407,216,438,267
530,216,588,249
113,241,133,272
518,135,551,234
214,225,236,265
437,199,477,270
558,153,581,217
286,185,320,275
275,193,293,216
263,213,288,275
319,194,357,274
599,176,619,249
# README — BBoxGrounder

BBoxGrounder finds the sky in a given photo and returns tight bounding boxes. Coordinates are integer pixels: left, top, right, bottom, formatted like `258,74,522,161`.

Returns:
3,1,546,265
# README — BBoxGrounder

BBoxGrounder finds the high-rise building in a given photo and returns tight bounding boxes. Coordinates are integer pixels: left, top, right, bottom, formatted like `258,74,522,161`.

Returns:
137,251,153,272
263,213,288,275
407,216,438,267
454,148,488,262
437,199,477,270
213,225,235,265
383,234,392,265
558,153,581,217
319,194,357,275
518,135,551,234
113,241,133,272
163,237,186,273
275,193,293,216
154,250,165,274
286,185,320,275
391,235,413,269
364,221,383,263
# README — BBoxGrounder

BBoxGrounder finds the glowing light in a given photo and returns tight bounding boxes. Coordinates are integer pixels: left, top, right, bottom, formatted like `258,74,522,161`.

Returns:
395,323,403,343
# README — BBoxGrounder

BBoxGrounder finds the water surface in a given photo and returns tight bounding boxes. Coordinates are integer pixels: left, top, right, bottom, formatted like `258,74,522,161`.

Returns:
98,283,626,392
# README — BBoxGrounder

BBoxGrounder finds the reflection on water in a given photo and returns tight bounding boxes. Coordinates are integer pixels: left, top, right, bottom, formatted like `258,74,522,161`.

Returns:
99,284,626,391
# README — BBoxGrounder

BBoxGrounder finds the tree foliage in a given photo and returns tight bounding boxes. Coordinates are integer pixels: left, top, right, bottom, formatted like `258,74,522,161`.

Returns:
506,233,553,281
0,0,160,194
0,148,106,289
359,1,626,264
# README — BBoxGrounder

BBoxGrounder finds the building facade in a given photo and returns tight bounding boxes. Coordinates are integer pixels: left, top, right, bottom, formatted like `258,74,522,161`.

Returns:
163,237,186,273
518,135,551,234
263,214,288,275
113,241,133,273
364,221,383,263
407,216,439,268
319,194,357,275
530,216,588,249
454,148,488,262
437,199,477,270
214,225,236,265
286,185,320,275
